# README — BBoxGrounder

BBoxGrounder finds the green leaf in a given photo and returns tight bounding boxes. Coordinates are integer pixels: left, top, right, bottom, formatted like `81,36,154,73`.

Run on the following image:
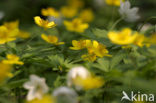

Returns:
93,58,110,72
110,51,126,69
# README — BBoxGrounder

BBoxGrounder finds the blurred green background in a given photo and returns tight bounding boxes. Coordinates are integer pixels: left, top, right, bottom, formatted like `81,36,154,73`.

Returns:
0,0,156,28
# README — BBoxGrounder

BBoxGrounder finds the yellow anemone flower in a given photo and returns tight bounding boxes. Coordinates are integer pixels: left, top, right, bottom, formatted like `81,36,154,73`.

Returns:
0,62,12,83
0,26,17,44
41,34,64,45
69,40,89,50
91,41,110,57
64,18,89,33
27,95,54,103
70,40,110,61
133,34,146,47
4,20,19,30
60,6,78,18
41,7,60,18
2,54,24,65
86,40,111,58
34,16,56,29
74,76,104,90
108,28,137,45
79,9,94,23
105,0,121,6
3,21,19,37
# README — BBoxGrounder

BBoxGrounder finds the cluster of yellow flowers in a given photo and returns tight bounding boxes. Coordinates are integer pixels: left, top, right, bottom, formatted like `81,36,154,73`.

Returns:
0,20,26,83
70,40,110,62
34,16,64,45
108,28,155,48
40,0,94,33
0,20,30,44
0,54,23,83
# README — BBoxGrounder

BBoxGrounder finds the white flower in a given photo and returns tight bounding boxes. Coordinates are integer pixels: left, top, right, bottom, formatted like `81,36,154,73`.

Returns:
23,74,49,101
53,86,78,103
119,1,140,22
67,66,90,86
0,11,4,20
139,23,152,32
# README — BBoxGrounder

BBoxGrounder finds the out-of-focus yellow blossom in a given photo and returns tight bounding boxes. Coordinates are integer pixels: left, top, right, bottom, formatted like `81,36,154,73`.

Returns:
70,40,88,50
64,18,89,33
81,54,97,62
34,16,56,29
79,9,94,23
133,34,146,47
18,30,30,39
67,0,84,9
4,20,19,30
74,76,104,90
41,7,60,18
105,0,121,6
0,26,17,44
3,20,30,39
108,28,137,45
41,34,64,45
61,6,78,18
27,95,54,103
3,20,19,37
2,54,24,65
0,62,12,83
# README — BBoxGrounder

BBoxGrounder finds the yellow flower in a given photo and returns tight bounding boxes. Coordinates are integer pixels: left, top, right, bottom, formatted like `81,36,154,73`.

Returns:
74,76,104,90
18,30,30,39
41,7,60,18
105,0,121,6
3,20,19,37
64,18,89,33
87,40,110,58
41,34,64,45
69,40,88,50
133,34,145,47
70,40,110,61
0,62,12,83
4,20,19,30
67,0,84,9
108,28,137,45
0,26,17,44
27,95,54,103
81,54,97,62
79,9,94,23
2,54,24,65
60,6,78,18
34,16,56,29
